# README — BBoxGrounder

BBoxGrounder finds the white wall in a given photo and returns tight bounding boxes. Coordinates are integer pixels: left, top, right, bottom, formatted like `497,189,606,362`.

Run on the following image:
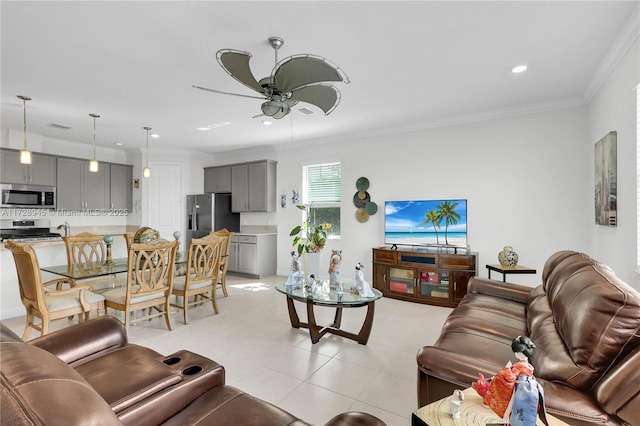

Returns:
212,106,591,287
587,38,639,287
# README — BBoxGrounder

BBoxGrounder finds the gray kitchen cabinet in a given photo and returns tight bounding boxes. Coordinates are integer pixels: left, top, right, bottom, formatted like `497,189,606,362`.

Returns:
231,164,249,212
204,166,231,193
230,160,277,212
1,149,56,186
57,157,110,210
227,234,276,278
109,163,132,209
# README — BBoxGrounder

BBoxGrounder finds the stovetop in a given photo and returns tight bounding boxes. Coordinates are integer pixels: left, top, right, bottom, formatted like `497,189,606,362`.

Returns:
0,219,62,242
0,232,63,242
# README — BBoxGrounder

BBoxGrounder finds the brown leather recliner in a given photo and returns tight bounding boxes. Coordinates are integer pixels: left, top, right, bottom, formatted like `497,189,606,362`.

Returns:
417,251,640,425
1,316,386,426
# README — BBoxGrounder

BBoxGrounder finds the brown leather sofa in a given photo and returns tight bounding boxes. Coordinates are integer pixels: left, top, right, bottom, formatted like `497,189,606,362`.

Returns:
1,315,386,426
417,250,640,426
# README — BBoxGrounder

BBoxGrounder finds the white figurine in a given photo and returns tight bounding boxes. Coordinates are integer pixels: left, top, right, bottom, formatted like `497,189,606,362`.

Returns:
285,251,304,287
446,389,464,419
352,263,375,297
328,249,343,287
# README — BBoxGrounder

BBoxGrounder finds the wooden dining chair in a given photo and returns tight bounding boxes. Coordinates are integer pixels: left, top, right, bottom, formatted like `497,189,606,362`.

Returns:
101,239,179,334
62,232,111,288
209,229,233,297
6,240,106,340
171,235,224,324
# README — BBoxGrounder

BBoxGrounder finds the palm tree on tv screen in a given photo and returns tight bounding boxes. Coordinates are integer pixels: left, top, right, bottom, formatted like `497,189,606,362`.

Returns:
420,210,442,244
438,200,460,245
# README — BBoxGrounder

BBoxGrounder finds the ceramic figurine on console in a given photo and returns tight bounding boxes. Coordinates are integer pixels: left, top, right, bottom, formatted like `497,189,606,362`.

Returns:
445,389,464,419
351,262,374,297
473,336,548,426
285,251,304,287
328,249,343,287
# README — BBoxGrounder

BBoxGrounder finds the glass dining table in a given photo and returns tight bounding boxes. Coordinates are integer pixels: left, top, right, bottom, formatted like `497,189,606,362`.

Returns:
40,251,189,281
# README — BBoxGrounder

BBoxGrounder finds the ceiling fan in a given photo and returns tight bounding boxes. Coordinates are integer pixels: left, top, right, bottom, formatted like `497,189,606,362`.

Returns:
193,36,350,119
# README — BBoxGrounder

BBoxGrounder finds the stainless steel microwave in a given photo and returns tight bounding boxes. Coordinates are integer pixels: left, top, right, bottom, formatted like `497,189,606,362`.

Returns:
1,184,56,209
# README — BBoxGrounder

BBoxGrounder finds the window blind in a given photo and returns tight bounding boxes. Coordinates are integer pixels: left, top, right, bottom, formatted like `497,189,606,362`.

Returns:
304,162,341,203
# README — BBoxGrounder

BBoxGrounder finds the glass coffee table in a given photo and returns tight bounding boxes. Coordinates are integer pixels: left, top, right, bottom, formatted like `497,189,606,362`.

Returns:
275,282,382,345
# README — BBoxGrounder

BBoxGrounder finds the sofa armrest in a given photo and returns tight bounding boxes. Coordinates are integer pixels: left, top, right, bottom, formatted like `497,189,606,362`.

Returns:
29,315,127,365
593,345,640,425
467,277,532,303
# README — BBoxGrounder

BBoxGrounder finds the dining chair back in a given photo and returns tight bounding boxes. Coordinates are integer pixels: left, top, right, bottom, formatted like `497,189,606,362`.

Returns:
6,240,105,340
209,228,233,297
171,235,224,323
101,239,179,334
63,232,121,293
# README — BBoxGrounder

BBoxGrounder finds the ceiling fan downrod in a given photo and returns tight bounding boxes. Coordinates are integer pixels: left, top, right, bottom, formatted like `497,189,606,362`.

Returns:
268,36,284,65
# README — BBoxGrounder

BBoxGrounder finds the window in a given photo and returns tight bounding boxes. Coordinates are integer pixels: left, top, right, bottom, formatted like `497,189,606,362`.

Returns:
303,162,341,237
636,84,639,268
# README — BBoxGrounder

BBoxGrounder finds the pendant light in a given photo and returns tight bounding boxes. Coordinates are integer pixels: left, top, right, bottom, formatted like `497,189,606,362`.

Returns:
143,127,151,178
17,95,32,164
89,113,100,172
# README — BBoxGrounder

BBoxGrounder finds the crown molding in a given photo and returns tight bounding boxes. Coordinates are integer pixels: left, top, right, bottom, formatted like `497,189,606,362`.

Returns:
583,3,640,102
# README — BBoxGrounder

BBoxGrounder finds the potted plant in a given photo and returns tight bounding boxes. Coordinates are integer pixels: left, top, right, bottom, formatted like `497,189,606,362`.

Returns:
289,204,327,277
289,204,327,255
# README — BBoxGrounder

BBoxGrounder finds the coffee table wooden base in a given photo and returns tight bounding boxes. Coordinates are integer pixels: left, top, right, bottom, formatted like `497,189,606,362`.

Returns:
285,296,375,345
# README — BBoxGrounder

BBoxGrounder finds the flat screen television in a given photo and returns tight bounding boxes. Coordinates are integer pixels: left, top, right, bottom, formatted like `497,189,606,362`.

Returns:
384,199,467,248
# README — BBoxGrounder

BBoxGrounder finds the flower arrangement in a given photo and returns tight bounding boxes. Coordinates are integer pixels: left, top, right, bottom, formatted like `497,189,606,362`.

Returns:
289,204,327,255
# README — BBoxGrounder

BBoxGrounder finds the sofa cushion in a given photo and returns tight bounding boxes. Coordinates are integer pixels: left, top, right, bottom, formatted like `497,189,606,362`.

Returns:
1,338,121,425
529,251,640,391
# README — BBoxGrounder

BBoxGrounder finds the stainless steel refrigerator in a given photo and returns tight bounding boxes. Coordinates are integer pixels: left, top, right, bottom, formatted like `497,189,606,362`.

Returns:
186,193,240,241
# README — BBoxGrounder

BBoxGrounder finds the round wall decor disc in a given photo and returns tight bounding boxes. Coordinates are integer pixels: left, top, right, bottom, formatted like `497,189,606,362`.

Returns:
365,201,378,215
356,177,370,191
356,208,369,223
353,191,370,208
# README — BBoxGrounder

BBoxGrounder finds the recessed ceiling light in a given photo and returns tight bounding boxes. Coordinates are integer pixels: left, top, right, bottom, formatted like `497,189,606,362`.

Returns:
150,133,159,138
197,127,211,131
114,142,123,146
512,65,528,73
261,120,272,126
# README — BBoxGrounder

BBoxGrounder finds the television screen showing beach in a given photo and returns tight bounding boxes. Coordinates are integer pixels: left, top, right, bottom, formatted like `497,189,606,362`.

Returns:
384,199,467,247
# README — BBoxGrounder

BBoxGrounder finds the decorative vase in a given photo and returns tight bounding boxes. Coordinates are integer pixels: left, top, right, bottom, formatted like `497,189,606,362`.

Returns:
498,246,519,267
301,252,321,278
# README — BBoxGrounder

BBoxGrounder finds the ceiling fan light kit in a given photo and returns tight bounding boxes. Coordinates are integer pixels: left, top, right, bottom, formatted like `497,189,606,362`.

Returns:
194,36,349,119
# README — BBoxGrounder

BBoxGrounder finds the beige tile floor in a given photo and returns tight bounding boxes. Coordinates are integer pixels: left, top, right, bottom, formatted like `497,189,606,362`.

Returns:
3,274,452,426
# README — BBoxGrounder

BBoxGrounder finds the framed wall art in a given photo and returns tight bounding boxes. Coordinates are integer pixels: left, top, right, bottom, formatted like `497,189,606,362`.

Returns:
594,131,617,226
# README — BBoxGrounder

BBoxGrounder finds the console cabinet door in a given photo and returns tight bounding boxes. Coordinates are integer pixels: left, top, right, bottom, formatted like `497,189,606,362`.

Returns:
204,166,231,193
110,164,132,209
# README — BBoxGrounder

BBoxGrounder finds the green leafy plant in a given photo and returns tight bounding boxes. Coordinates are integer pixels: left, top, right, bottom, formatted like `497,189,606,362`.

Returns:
290,204,327,255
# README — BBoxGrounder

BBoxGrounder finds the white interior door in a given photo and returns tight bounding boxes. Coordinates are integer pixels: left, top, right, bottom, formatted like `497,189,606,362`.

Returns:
148,163,183,246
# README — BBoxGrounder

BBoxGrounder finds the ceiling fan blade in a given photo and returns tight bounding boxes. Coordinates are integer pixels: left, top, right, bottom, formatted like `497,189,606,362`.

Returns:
290,84,341,115
273,54,349,93
192,85,266,100
216,49,265,93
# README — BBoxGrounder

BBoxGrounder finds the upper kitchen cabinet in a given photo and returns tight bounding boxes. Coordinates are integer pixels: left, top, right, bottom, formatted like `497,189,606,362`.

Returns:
204,166,231,193
230,160,277,212
109,163,133,210
1,149,56,186
57,157,110,210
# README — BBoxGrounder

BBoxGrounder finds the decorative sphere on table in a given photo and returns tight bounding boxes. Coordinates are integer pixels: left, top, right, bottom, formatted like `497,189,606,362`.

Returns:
133,227,159,243
498,246,519,267
103,235,114,244
173,231,181,241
